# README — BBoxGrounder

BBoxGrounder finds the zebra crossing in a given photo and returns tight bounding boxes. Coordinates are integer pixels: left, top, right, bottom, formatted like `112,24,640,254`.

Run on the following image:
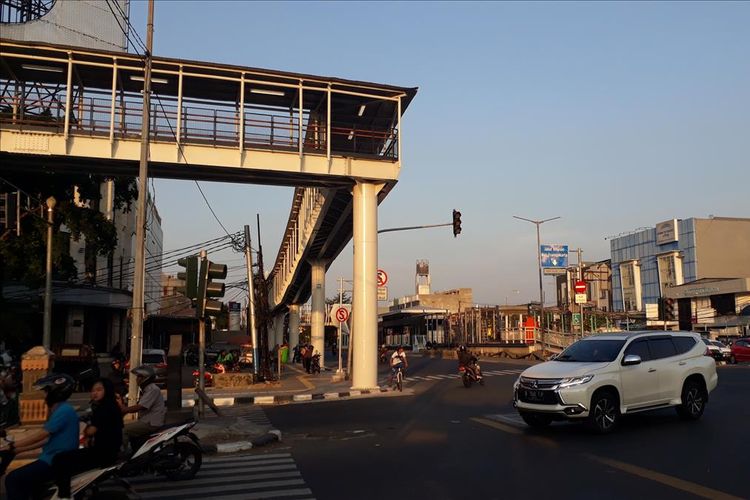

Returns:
215,404,273,425
125,452,314,500
380,368,523,386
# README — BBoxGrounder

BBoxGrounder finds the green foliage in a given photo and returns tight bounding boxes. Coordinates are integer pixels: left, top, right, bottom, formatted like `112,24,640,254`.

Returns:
0,172,137,287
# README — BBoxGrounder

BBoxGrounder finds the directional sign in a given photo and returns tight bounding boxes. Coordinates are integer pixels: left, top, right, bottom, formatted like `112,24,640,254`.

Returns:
335,307,349,323
540,245,569,273
377,269,388,287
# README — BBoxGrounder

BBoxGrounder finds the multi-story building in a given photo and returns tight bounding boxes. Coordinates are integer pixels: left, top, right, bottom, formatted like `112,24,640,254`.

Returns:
610,217,750,336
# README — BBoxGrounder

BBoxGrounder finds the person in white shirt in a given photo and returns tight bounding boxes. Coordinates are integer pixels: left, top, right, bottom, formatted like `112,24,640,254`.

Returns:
388,346,408,386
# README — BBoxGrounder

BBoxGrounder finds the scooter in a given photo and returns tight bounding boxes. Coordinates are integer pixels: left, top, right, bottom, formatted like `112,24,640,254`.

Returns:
120,420,202,481
459,361,484,388
0,430,134,500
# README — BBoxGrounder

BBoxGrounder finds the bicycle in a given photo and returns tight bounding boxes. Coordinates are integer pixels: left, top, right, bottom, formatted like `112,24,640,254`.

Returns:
390,364,405,392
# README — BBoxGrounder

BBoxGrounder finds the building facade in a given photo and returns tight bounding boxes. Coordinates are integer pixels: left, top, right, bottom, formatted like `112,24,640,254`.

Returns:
610,217,750,335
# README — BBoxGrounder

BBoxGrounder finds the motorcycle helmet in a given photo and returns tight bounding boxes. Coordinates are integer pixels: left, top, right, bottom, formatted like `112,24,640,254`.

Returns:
34,373,75,406
458,345,467,352
131,365,156,387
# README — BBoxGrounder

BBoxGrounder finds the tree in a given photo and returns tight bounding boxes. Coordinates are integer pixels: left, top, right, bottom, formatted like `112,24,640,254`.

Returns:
0,172,137,286
326,292,351,305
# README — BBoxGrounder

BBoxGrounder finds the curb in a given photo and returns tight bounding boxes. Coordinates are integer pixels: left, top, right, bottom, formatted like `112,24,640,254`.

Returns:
203,429,282,454
183,387,392,408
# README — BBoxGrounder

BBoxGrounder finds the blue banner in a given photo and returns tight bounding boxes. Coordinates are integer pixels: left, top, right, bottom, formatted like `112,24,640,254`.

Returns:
540,244,569,269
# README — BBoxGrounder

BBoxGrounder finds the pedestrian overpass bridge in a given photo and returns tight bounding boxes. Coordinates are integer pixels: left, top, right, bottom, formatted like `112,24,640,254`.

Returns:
0,39,417,390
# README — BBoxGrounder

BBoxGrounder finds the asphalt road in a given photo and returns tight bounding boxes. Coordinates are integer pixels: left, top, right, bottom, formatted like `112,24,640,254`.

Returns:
264,356,749,500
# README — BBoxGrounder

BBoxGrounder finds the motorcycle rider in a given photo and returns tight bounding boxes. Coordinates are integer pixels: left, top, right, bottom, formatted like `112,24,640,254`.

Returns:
2,373,79,500
457,345,482,381
378,344,388,364
120,365,166,452
52,378,123,499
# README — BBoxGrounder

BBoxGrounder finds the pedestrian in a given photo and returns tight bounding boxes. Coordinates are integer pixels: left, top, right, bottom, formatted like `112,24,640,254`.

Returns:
302,344,313,373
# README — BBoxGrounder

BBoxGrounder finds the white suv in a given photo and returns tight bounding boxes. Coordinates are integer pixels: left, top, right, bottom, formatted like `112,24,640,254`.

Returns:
513,331,718,433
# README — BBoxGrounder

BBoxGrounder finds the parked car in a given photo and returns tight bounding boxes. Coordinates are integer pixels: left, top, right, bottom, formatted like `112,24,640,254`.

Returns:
125,349,167,386
710,340,731,361
514,331,718,434
729,338,750,364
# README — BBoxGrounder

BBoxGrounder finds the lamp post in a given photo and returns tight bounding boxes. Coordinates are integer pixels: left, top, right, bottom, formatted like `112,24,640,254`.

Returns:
43,196,57,349
513,215,560,355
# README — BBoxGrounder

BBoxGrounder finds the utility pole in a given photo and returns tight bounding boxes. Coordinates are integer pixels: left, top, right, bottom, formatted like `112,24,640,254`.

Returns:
577,248,584,339
513,215,561,356
128,0,155,404
198,249,206,418
42,196,56,349
244,225,259,378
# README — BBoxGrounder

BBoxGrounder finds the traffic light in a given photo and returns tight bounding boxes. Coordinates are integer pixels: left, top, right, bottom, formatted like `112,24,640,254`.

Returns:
176,255,199,300
452,209,462,237
197,257,227,318
664,298,676,322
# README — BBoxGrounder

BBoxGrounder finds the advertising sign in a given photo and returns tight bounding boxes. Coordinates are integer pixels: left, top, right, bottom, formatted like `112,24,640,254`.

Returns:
656,219,678,245
541,244,568,275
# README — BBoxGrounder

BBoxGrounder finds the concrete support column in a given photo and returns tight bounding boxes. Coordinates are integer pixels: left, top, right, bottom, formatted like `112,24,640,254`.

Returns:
288,304,301,358
310,259,326,368
351,181,380,390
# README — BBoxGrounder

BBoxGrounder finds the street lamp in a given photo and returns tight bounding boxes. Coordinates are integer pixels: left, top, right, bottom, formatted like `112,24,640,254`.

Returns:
513,215,561,355
43,196,57,349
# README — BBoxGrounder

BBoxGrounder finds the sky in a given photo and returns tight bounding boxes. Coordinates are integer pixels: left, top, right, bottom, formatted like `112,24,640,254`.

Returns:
128,1,750,306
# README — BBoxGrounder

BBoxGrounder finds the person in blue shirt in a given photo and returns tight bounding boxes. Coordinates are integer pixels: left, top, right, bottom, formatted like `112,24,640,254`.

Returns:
1,373,79,500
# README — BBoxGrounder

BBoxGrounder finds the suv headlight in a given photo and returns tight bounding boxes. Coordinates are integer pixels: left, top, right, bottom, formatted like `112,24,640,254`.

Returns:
558,375,594,389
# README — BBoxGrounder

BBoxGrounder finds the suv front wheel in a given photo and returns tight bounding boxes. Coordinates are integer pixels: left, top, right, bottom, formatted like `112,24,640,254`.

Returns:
588,390,620,434
676,379,706,420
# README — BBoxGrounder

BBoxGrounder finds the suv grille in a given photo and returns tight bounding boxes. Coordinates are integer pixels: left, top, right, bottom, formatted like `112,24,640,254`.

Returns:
518,377,563,405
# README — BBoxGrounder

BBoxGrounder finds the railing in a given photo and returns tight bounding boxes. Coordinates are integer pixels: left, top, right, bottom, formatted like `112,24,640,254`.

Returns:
0,86,399,161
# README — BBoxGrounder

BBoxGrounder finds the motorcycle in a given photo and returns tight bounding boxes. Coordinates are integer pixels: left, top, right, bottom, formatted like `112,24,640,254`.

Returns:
459,361,484,388
1,430,134,500
120,421,202,481
192,362,226,387
311,353,321,374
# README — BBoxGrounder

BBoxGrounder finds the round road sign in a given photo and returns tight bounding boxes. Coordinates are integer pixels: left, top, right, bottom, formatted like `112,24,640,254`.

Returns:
377,269,388,287
335,307,349,323
574,280,586,294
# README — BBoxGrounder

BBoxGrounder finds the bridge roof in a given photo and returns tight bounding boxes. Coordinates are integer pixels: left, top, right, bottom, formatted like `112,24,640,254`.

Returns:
1,38,418,120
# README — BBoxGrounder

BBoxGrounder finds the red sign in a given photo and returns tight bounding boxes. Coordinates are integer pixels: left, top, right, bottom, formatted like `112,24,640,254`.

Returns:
377,269,388,287
335,307,349,323
574,280,586,294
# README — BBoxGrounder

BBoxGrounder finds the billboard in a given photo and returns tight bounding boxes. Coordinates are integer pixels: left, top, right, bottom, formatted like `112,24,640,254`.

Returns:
228,301,241,331
541,244,568,275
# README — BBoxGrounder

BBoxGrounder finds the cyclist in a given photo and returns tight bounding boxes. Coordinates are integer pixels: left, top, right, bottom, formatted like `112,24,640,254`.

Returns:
2,374,78,500
389,346,408,387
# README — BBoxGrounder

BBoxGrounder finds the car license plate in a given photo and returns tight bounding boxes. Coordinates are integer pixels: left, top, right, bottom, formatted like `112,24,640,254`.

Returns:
525,389,545,402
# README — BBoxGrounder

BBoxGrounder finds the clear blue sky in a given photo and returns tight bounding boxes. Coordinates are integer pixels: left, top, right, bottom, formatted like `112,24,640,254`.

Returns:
130,1,750,305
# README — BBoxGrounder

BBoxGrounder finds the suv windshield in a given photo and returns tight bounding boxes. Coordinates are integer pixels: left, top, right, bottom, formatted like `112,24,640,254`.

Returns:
143,354,165,364
556,339,626,363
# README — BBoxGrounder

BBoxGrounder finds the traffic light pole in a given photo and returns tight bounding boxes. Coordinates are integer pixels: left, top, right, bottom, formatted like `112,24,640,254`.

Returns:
377,222,452,234
128,0,155,406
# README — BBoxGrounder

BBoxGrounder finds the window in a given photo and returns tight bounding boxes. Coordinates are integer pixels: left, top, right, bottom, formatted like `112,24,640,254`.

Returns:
648,337,677,359
672,337,696,354
657,253,684,294
620,261,642,312
557,339,626,363
624,339,651,361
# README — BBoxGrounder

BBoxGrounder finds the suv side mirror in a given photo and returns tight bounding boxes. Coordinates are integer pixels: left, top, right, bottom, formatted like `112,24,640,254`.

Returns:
622,354,642,366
